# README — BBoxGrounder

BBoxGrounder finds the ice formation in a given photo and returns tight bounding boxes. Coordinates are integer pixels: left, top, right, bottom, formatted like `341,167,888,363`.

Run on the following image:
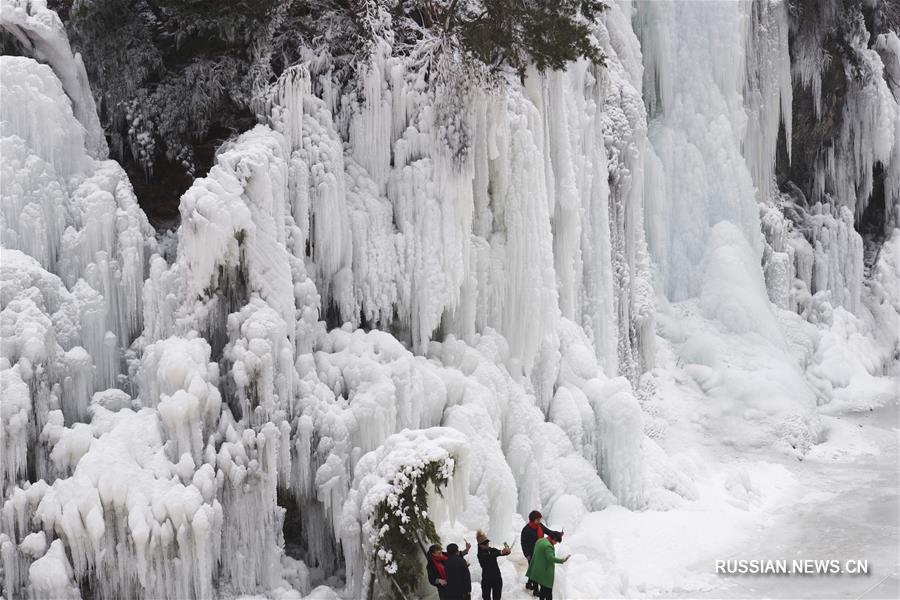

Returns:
1,0,898,599
0,0,107,160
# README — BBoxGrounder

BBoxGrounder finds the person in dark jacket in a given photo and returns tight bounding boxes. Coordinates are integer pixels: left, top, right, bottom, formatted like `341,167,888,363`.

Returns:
476,529,510,600
444,543,472,600
520,510,562,595
426,544,450,599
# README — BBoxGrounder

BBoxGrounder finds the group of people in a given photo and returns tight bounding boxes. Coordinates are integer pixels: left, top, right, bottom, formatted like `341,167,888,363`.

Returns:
426,510,570,600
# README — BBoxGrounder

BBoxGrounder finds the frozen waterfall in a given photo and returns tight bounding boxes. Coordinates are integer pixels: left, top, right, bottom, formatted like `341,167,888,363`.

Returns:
1,0,898,599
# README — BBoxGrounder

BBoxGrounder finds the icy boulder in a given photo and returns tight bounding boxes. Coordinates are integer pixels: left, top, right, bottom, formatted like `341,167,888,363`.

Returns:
700,222,782,341
1,54,155,353
26,539,80,600
138,335,222,461
140,124,311,358
590,377,647,510
1,333,287,600
807,227,900,411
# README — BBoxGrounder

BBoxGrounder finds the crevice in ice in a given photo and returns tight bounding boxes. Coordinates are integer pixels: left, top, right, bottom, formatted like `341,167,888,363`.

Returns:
278,487,304,561
861,163,888,237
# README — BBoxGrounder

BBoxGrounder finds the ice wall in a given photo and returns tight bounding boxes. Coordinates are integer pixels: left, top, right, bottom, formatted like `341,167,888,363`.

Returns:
638,0,898,456
761,193,864,316
877,32,900,231
136,111,633,593
262,8,659,389
637,0,765,300
634,0,851,450
743,0,792,205
0,52,155,486
0,48,160,598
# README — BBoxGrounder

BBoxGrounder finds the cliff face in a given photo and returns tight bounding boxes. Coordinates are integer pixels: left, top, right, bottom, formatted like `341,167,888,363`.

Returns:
780,0,899,231
1,1,898,599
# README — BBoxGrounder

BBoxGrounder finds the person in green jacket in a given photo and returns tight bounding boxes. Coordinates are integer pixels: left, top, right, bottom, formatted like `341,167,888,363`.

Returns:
524,531,570,600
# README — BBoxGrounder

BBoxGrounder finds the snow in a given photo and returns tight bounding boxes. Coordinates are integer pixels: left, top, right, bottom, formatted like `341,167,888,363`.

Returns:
1,0,898,599
561,460,794,596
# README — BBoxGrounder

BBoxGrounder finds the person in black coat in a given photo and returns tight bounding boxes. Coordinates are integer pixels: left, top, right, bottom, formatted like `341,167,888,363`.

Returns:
520,510,562,595
476,530,510,600
444,543,472,600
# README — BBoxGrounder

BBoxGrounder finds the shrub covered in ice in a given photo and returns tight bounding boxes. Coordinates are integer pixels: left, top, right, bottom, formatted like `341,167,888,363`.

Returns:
341,428,467,598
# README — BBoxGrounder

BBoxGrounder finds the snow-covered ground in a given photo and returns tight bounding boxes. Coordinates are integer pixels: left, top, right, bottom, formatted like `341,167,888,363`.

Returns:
545,392,899,600
428,382,898,600
707,405,899,599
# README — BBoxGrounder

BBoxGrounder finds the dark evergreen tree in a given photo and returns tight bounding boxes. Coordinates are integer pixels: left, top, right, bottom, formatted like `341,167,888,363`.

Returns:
434,0,606,75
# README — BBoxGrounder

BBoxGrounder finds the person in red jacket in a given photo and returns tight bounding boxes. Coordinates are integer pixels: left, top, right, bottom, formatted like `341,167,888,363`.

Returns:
520,510,562,595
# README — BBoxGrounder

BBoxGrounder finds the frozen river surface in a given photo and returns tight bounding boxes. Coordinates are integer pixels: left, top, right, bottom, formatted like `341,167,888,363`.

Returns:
659,400,900,599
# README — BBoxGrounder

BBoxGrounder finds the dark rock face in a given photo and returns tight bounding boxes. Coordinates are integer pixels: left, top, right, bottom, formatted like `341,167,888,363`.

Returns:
778,12,848,204
779,0,895,236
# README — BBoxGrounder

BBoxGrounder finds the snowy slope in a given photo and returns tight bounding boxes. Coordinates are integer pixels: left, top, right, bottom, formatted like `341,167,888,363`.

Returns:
1,0,898,599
